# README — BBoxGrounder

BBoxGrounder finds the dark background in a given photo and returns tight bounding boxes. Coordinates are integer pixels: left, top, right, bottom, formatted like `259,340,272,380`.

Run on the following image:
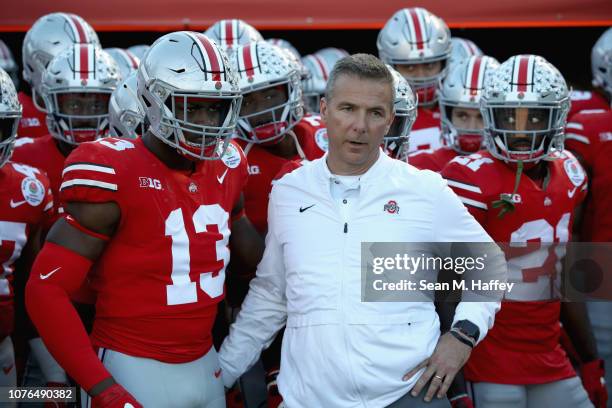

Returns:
1,25,608,93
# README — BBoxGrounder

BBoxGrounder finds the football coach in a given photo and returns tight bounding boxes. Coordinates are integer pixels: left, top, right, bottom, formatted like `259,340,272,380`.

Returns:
219,54,507,408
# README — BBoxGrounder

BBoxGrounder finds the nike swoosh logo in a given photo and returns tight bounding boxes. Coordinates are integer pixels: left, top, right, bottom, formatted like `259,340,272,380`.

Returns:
567,186,578,198
124,404,135,408
217,169,229,184
40,267,61,280
214,368,222,378
299,204,315,213
9,200,26,208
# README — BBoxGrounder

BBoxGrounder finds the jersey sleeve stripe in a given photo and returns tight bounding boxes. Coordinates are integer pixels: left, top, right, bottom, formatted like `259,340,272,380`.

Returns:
62,163,116,176
566,122,584,130
565,133,590,144
458,196,488,210
446,179,483,194
60,179,118,192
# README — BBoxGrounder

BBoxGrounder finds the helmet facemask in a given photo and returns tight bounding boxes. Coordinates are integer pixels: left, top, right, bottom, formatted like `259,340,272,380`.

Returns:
0,117,19,167
237,79,302,145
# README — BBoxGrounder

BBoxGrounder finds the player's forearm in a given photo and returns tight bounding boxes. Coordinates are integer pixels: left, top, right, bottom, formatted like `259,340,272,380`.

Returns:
560,302,599,362
25,242,112,391
230,215,265,270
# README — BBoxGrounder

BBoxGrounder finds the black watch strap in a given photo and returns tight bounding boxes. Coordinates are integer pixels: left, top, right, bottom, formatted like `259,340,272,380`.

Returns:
449,330,475,349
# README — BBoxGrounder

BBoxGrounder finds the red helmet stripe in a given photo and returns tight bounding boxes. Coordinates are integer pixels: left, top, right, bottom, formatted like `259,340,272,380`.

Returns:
313,54,328,81
469,56,483,94
195,33,221,81
408,9,424,50
123,49,138,69
242,43,255,78
69,15,88,43
79,44,89,80
224,20,234,47
517,56,530,92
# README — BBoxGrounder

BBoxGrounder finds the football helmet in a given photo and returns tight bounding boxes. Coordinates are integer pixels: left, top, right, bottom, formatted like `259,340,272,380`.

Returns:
266,38,309,80
377,7,451,106
449,37,483,66
127,45,150,60
232,41,303,144
385,65,417,159
204,19,263,52
137,31,241,160
22,13,99,112
301,48,349,113
0,68,22,167
109,71,145,138
481,54,569,163
104,48,140,80
41,44,120,145
0,40,19,88
440,55,499,154
592,27,612,99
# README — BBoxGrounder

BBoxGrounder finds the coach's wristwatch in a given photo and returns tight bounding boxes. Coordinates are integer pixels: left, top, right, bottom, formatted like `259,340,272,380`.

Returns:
450,320,480,348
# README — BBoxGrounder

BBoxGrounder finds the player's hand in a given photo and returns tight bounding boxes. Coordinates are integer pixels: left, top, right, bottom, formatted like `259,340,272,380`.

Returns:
449,394,474,408
403,332,472,402
581,359,607,408
91,383,142,408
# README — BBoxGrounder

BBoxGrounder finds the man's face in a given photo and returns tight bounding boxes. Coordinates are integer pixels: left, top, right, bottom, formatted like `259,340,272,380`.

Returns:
494,107,549,151
320,74,394,173
57,92,110,128
173,96,230,144
394,61,442,80
451,107,484,130
240,85,288,127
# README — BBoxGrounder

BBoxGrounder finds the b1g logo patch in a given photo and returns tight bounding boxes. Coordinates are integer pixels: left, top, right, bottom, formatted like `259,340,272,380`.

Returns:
315,128,329,152
20,177,45,206
221,143,241,169
563,158,585,187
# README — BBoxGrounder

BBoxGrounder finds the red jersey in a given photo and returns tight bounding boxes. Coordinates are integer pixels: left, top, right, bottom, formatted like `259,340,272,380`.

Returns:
568,90,609,119
442,150,588,385
11,135,67,218
240,116,327,234
60,137,248,363
565,108,612,241
0,161,53,337
17,92,49,139
407,107,442,153
407,147,458,172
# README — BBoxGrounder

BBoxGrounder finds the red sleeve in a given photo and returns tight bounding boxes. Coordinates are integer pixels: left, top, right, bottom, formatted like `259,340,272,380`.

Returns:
407,149,441,172
441,158,490,226
274,159,303,181
59,141,122,205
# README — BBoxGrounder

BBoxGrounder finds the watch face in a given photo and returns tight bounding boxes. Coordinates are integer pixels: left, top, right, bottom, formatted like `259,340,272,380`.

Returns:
455,320,480,340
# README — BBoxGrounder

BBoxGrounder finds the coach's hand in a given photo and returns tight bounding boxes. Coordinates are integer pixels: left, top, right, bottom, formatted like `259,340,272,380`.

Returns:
403,332,472,402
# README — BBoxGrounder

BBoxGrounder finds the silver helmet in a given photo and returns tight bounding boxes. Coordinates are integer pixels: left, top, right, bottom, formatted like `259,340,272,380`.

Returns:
109,71,145,138
204,19,263,53
440,55,499,154
22,13,99,112
481,54,570,163
232,41,303,144
301,48,348,113
0,68,22,167
41,44,120,145
127,45,150,60
592,27,612,100
137,31,242,160
449,37,483,66
104,48,140,80
377,7,451,106
0,40,19,88
266,38,309,80
385,65,417,160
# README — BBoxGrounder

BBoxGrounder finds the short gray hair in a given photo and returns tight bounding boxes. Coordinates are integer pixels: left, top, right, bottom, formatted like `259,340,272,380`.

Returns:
324,53,394,108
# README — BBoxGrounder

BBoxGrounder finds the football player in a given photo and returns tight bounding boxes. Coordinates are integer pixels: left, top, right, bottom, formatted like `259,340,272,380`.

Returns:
442,55,606,408
0,67,54,397
378,7,451,152
408,55,499,171
448,37,483,66
564,27,612,407
26,31,263,407
204,19,263,53
301,48,349,114
19,13,99,139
